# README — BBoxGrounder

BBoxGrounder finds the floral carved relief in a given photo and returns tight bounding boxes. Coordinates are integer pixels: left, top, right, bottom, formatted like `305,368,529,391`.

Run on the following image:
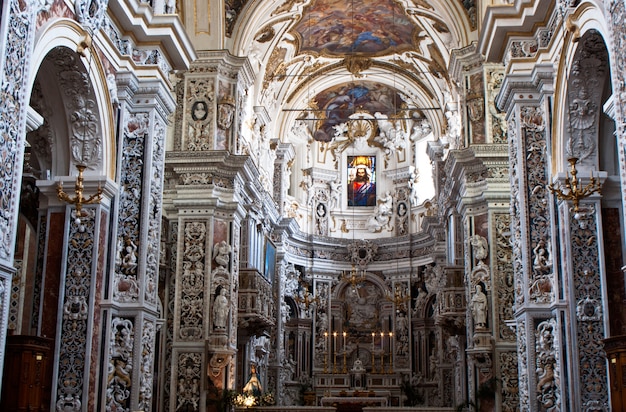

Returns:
494,213,515,342
607,1,626,226
517,320,530,410
106,317,135,411
163,221,178,412
179,222,207,341
113,110,148,303
139,320,155,411
144,118,166,305
50,46,103,168
499,351,519,412
566,31,608,162
487,69,507,144
570,211,609,409
186,78,215,151
521,106,554,304
176,352,202,411
508,118,525,308
535,318,560,411
56,212,96,410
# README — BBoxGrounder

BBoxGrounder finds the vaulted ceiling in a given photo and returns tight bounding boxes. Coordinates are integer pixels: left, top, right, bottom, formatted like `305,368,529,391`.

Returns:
228,0,477,142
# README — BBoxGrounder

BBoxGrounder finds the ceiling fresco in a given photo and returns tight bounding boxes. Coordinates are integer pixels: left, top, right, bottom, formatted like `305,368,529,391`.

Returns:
307,81,406,142
292,0,419,56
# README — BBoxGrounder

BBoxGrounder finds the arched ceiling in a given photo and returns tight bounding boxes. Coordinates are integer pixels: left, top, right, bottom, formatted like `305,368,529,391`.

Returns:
224,0,477,238
230,0,475,141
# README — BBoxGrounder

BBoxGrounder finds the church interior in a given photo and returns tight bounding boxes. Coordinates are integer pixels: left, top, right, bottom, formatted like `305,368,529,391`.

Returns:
1,0,626,411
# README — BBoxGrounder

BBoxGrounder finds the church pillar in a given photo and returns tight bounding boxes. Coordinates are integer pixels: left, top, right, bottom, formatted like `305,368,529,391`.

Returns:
101,70,175,411
39,176,114,411
164,51,255,412
606,0,626,239
550,30,611,410
0,0,49,390
274,143,295,218
450,44,519,410
499,67,566,411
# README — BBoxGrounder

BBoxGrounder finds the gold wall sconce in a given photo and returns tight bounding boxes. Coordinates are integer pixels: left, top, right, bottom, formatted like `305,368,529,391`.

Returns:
295,284,319,309
547,157,602,214
57,165,102,221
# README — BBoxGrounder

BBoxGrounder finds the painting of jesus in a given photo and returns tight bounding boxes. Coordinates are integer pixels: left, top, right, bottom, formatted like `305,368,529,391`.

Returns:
347,155,377,207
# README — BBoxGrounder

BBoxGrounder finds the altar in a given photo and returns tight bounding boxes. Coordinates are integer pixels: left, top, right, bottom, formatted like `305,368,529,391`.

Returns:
321,396,388,408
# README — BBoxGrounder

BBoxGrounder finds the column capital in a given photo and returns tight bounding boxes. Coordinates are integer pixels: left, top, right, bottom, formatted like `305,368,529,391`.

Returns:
497,64,555,114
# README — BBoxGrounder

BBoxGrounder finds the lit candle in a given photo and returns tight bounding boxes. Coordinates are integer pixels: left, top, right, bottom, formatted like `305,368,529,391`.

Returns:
324,331,328,350
343,331,347,349
371,332,375,348
380,332,384,351
333,332,338,354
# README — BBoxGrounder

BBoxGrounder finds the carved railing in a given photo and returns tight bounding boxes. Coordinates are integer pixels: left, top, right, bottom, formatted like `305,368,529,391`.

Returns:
238,269,275,333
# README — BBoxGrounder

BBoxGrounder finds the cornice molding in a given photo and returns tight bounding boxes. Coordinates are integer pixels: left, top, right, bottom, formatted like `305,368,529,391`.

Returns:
479,0,556,62
107,0,196,69
496,63,554,113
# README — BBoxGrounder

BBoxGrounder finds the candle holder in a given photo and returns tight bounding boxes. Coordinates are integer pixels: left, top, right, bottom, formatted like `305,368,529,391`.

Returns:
371,350,376,374
57,164,102,220
547,157,602,213
295,284,320,310
343,350,347,373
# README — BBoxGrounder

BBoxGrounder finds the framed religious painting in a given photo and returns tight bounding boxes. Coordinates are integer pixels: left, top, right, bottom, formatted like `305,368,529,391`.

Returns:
263,238,276,283
347,155,377,206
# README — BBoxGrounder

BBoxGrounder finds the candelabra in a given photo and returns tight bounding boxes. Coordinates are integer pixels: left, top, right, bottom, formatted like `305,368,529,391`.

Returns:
547,157,602,213
386,284,411,314
343,264,365,289
57,165,102,221
295,284,319,309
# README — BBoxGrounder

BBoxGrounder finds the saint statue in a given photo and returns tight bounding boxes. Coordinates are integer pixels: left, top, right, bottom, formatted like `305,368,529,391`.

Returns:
243,364,263,397
471,284,488,329
213,287,229,329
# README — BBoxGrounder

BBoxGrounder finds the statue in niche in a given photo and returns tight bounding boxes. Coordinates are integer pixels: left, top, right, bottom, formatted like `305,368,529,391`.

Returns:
329,179,341,209
213,240,231,268
213,287,229,330
469,235,488,262
120,239,138,272
243,364,263,396
471,284,488,329
533,239,552,271
396,311,409,355
315,203,328,236
344,283,379,327
191,101,208,121
217,97,235,130
413,286,428,316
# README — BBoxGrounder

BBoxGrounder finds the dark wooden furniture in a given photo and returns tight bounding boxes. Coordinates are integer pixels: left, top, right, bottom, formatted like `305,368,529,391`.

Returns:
1,335,53,412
